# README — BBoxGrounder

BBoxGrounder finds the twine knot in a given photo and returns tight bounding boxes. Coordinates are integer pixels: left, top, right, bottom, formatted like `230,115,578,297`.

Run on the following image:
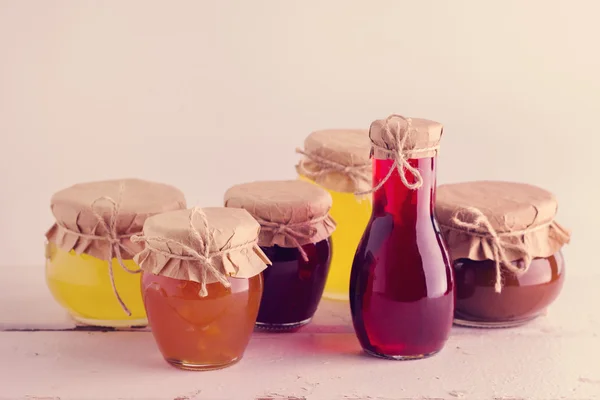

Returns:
131,207,232,297
296,148,371,191
355,115,439,196
450,207,534,293
255,216,327,262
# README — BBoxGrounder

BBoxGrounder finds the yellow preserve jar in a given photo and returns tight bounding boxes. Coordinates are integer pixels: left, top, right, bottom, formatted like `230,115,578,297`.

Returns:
296,129,372,300
45,178,186,327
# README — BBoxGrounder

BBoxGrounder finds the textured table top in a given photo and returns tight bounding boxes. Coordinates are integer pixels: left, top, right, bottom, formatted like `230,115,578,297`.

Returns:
1,266,599,400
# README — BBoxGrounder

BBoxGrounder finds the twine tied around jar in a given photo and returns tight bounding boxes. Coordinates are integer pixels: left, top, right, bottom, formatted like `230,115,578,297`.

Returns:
53,182,141,316
447,207,552,293
295,148,371,191
254,214,330,262
356,114,440,196
131,207,254,297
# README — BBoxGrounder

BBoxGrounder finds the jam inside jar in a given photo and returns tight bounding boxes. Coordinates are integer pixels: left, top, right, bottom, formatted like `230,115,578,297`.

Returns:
142,272,263,371
350,158,454,359
454,251,565,328
256,239,331,330
45,242,146,327
299,175,372,301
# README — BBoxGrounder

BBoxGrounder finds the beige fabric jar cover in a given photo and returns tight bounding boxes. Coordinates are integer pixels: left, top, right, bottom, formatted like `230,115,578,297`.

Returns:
45,178,187,315
358,114,444,195
296,129,372,193
132,207,270,297
223,180,337,261
435,181,571,293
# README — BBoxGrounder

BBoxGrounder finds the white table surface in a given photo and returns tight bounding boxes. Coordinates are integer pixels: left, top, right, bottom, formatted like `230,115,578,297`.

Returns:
1,265,599,400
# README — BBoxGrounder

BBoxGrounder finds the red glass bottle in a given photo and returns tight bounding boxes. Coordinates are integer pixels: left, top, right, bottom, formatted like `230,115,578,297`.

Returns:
350,157,454,359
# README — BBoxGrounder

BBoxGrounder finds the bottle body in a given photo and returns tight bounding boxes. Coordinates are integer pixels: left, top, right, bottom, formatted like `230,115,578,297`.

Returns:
142,272,263,371
257,239,331,330
45,242,146,327
299,175,372,300
350,158,454,359
454,251,565,327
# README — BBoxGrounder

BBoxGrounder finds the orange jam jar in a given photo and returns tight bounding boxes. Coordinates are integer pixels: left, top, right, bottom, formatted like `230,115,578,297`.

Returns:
436,181,571,328
134,207,270,370
45,179,186,327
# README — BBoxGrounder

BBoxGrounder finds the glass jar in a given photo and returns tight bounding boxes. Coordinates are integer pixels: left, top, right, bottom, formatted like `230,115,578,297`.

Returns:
142,273,263,370
257,239,331,330
46,242,146,327
350,116,454,360
45,178,186,327
299,175,371,300
134,207,270,371
435,180,571,329
351,158,454,359
224,180,336,331
296,129,372,301
454,252,565,327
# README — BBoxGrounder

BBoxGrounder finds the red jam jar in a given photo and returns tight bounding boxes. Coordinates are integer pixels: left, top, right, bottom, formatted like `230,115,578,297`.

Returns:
435,181,571,328
350,115,454,360
257,240,331,329
133,207,270,370
224,180,336,331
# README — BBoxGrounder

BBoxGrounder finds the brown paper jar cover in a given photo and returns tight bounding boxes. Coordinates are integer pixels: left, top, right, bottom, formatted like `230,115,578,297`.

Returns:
133,207,270,289
46,178,187,260
435,181,571,263
223,180,336,248
353,115,445,196
296,129,372,193
369,115,443,160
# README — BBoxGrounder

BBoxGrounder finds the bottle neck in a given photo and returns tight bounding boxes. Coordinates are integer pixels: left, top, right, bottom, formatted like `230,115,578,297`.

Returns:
372,157,437,217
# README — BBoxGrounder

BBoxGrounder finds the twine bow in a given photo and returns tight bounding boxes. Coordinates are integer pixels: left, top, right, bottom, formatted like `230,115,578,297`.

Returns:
295,148,371,190
449,207,536,293
131,207,233,297
254,215,329,262
54,182,141,316
356,114,440,196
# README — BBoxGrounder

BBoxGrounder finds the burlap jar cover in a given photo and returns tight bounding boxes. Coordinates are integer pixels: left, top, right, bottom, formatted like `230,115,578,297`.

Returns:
296,129,372,193
132,207,271,296
435,181,571,293
357,114,444,195
223,180,337,261
45,178,187,315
